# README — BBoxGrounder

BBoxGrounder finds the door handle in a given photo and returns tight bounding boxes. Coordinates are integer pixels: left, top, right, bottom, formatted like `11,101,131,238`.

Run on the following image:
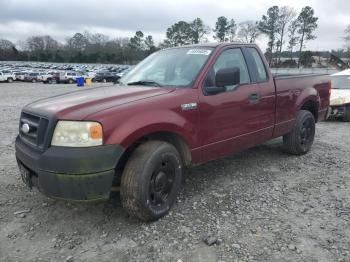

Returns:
249,93,260,104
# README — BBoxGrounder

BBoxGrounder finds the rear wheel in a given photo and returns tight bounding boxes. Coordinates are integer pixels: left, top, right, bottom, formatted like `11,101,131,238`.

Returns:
47,78,53,84
283,110,315,155
120,141,182,222
7,77,13,83
68,79,74,84
32,79,36,83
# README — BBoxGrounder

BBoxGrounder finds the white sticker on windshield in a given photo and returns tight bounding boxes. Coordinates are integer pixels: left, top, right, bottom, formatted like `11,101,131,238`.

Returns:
187,49,212,55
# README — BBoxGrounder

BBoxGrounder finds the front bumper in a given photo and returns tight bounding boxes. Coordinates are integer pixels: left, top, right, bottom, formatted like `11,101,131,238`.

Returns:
15,136,125,201
329,104,347,118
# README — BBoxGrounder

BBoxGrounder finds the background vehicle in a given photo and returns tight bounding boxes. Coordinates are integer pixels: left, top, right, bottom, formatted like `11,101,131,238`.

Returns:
58,71,81,84
24,72,41,83
0,71,15,82
38,72,59,84
15,72,28,81
93,71,120,82
116,68,131,78
329,69,350,121
15,43,331,222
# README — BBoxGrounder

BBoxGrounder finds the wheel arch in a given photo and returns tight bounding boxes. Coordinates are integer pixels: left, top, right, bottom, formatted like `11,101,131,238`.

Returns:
116,130,192,173
299,99,319,122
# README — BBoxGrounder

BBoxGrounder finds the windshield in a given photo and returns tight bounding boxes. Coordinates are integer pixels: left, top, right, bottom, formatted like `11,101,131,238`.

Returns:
332,76,350,89
120,47,214,87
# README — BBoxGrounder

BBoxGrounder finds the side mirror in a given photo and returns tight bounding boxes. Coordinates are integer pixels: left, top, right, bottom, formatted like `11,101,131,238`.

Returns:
204,67,241,95
215,67,240,88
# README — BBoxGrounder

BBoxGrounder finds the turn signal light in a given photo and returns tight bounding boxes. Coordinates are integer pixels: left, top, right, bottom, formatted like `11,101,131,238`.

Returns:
90,123,103,139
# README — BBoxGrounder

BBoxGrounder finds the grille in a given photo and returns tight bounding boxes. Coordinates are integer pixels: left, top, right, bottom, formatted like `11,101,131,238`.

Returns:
19,112,49,149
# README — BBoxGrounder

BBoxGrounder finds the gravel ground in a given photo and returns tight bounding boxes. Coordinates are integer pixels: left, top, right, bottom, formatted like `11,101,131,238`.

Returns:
0,82,350,262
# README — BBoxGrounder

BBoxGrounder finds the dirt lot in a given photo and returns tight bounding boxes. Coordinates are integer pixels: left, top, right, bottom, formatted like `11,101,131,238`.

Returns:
0,82,349,262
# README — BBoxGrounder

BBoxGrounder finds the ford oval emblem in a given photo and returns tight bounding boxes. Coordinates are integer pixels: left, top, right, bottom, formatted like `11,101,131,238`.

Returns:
21,123,30,133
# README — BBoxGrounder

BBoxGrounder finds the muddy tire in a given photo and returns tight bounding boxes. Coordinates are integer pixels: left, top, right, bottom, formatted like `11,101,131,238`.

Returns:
120,141,182,222
283,110,315,155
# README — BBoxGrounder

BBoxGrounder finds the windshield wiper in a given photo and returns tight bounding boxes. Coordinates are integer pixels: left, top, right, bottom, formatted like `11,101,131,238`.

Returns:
127,80,162,87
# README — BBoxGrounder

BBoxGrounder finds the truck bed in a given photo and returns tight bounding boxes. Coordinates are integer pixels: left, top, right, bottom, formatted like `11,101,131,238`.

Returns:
272,73,331,138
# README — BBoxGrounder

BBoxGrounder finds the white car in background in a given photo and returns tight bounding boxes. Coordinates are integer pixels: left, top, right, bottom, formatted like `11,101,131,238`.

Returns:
37,72,58,84
329,69,350,121
0,71,16,83
58,71,82,84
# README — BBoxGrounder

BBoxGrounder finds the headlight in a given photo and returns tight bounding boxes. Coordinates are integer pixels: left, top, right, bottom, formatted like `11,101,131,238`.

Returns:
51,121,103,147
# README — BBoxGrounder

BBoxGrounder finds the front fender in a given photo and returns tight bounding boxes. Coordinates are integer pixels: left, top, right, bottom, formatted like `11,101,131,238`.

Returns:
104,109,197,149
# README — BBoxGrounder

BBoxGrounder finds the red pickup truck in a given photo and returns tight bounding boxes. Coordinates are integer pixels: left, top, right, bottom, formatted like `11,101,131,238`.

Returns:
15,43,331,221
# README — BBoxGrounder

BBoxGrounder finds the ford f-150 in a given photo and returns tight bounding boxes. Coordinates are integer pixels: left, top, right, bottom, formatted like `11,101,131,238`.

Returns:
15,43,331,221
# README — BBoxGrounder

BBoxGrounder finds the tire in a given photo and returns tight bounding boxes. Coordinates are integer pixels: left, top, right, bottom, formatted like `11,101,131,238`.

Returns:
68,79,74,84
283,110,315,155
47,78,53,84
343,105,350,122
120,141,182,222
7,78,13,83
102,78,107,83
32,79,36,83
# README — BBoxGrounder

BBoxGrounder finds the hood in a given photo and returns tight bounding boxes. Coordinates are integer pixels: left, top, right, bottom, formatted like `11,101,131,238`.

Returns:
25,85,175,119
330,89,350,106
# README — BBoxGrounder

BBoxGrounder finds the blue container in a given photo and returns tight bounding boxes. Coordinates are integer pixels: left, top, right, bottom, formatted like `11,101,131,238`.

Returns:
76,77,84,87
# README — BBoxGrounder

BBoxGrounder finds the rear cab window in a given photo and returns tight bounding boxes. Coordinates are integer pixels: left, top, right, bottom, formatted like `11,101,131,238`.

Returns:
245,48,268,82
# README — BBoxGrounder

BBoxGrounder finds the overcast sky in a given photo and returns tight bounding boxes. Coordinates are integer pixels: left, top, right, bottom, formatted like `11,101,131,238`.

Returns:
0,0,349,51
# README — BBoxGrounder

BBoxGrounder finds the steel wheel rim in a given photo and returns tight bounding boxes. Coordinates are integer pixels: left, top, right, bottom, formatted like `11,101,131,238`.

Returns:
300,118,313,146
149,157,176,206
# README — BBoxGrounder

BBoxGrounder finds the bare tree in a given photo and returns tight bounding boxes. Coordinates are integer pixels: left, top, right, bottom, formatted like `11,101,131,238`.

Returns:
345,25,350,47
87,33,109,46
66,33,89,51
190,18,211,44
238,21,260,43
0,39,18,60
0,39,15,50
276,6,296,63
26,36,45,52
287,20,299,61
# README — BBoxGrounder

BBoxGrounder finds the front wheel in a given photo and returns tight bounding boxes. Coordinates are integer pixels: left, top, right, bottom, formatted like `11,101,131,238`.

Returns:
283,110,315,155
7,77,13,83
120,141,182,222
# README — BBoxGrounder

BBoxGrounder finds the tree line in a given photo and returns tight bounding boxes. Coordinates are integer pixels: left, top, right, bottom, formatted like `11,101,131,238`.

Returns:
0,5,348,67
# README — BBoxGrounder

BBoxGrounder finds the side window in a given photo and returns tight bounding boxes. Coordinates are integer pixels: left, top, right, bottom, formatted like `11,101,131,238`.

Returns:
247,48,268,82
205,48,250,91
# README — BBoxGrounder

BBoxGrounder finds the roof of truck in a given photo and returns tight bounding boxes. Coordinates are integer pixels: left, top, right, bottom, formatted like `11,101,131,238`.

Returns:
165,42,257,50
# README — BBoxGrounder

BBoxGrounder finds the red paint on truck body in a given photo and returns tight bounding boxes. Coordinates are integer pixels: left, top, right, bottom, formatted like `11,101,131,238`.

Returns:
29,43,331,165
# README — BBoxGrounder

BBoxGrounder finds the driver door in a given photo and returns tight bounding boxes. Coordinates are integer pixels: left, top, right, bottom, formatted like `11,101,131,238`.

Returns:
198,47,267,163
